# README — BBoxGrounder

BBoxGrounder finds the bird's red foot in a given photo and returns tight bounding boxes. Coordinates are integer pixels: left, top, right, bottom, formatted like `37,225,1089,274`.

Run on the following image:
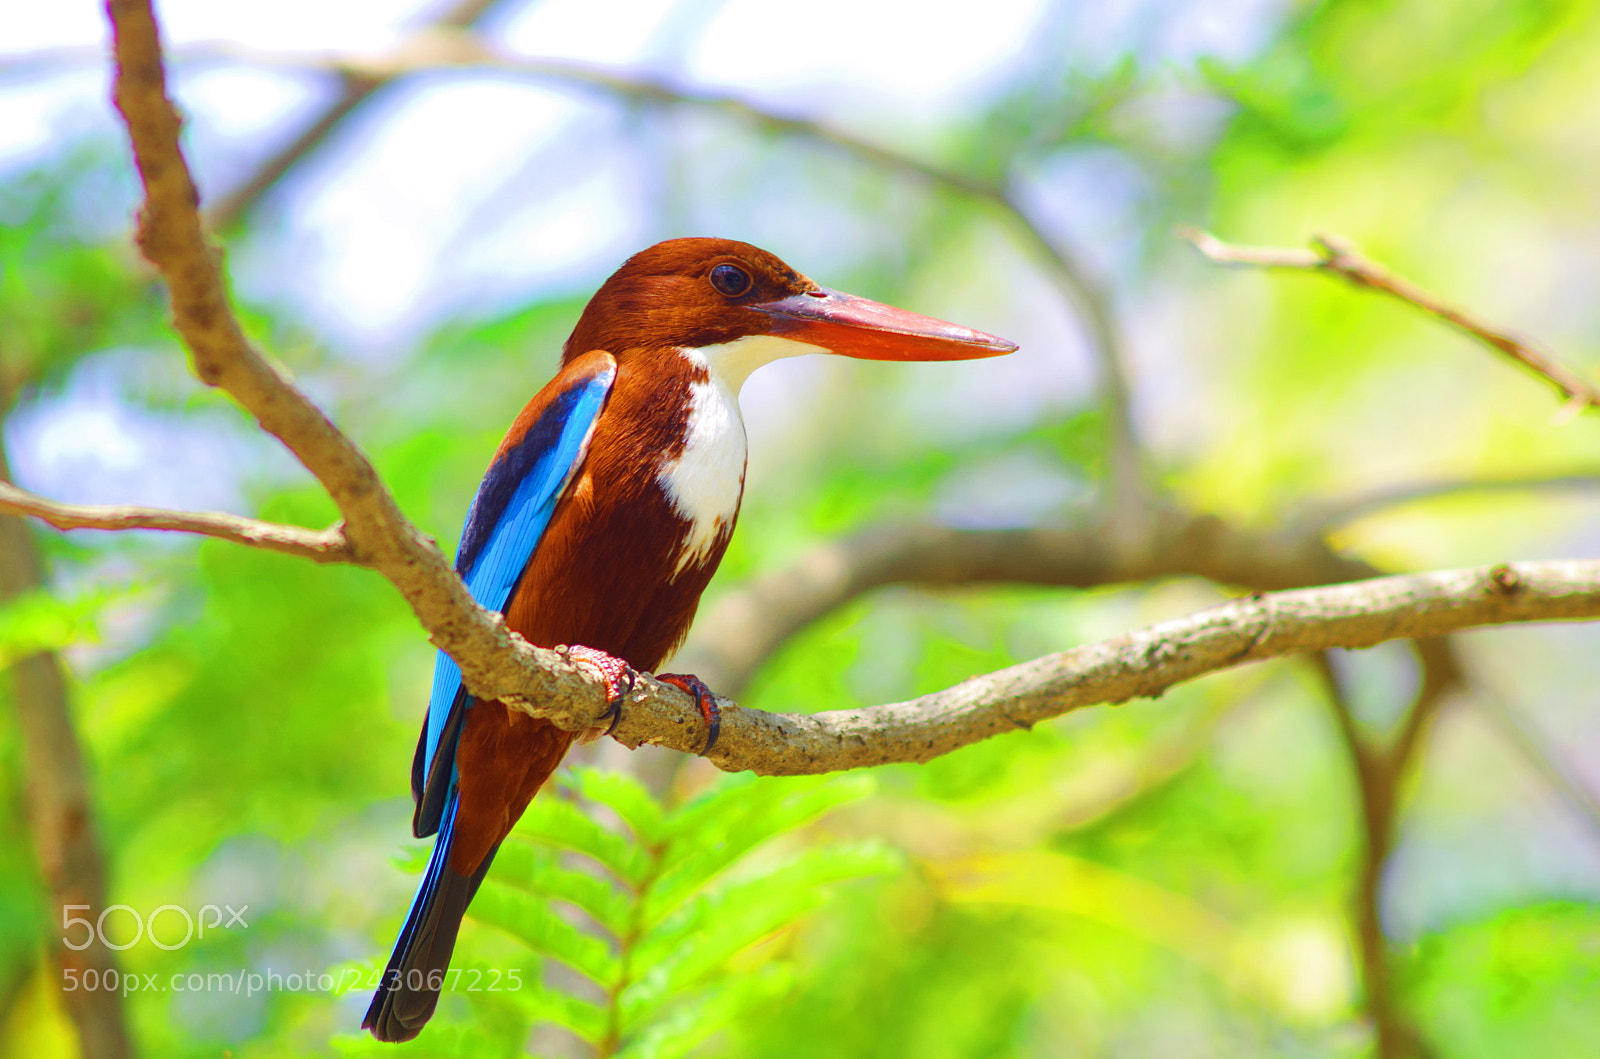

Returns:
566,646,636,736
658,673,721,755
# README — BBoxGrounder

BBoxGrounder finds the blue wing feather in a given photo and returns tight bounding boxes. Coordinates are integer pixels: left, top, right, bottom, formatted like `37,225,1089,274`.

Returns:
412,359,615,836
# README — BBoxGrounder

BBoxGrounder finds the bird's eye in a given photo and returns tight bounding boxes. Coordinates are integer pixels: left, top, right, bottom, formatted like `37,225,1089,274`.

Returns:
709,263,753,298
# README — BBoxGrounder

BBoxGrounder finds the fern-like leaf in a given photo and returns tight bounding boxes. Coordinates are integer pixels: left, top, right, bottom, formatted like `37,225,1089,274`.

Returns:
492,836,632,936
645,773,876,923
501,982,608,1042
567,766,666,845
613,964,794,1059
517,792,652,887
623,842,899,1028
470,879,620,985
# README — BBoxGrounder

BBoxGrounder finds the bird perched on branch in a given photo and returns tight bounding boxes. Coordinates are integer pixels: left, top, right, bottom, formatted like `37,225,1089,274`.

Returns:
364,237,1015,1041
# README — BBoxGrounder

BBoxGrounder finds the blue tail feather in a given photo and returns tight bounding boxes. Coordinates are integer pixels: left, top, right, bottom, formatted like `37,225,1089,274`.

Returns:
363,797,499,1042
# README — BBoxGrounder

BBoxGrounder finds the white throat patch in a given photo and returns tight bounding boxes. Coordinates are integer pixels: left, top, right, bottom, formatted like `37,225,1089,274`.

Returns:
656,334,827,577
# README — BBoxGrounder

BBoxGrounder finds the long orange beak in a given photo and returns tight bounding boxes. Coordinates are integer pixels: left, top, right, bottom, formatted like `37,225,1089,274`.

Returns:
751,289,1017,361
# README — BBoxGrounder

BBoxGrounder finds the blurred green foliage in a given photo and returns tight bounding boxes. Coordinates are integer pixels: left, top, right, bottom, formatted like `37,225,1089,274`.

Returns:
4,0,1600,1056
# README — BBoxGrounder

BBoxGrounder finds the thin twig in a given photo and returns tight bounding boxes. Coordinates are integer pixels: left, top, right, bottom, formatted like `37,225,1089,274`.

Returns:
0,481,352,562
1180,227,1600,413
1390,638,1461,774
1311,654,1407,1059
1312,649,1446,1059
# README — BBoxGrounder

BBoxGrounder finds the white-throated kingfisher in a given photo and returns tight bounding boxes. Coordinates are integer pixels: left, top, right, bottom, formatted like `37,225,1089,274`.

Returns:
364,237,1015,1041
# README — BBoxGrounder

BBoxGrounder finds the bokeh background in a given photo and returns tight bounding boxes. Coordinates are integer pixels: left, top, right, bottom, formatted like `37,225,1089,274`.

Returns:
3,0,1600,1055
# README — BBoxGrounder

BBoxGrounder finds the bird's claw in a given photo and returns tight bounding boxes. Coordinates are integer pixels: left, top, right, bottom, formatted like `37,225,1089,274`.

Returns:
658,673,721,755
600,668,636,736
566,646,636,736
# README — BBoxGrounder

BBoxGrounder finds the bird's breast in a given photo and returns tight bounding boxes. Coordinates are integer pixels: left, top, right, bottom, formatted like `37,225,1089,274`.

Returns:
654,359,747,578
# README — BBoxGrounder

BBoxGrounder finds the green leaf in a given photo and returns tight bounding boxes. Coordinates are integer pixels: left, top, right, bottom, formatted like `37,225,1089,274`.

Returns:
646,773,876,923
566,766,666,845
500,982,608,1043
469,879,620,986
0,586,113,665
515,791,651,887
624,844,898,1029
491,836,631,937
614,964,793,1059
636,842,900,973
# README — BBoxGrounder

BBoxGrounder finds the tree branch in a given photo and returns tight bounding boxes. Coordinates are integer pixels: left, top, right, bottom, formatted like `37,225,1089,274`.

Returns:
0,481,351,562
1313,657,1411,1059
1181,227,1600,414
675,559,1596,776
673,510,1380,697
1313,638,1456,1059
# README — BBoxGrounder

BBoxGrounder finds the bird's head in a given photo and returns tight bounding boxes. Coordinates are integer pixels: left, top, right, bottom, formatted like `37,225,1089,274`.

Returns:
564,237,1016,390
